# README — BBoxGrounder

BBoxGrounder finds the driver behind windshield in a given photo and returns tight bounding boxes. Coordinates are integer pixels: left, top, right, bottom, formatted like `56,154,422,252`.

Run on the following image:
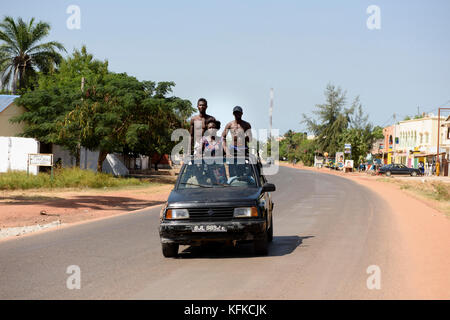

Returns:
183,165,209,187
227,164,256,186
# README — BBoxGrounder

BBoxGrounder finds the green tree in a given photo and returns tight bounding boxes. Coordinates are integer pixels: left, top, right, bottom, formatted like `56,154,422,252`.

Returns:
124,81,194,170
67,72,146,172
14,46,194,173
13,46,108,166
340,103,379,165
69,75,194,172
294,138,316,166
302,84,354,155
0,16,65,93
279,131,308,162
372,125,384,140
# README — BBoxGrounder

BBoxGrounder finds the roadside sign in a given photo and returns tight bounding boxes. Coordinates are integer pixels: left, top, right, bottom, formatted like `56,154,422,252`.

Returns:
27,154,54,181
336,152,344,169
344,143,351,154
345,160,354,168
28,154,53,166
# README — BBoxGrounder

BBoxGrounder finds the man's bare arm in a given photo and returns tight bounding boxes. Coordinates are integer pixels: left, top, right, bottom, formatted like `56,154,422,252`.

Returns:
245,123,252,141
222,123,231,155
189,118,195,153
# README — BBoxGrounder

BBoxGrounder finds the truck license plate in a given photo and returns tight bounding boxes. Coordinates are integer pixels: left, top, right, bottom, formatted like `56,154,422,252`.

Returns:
192,225,227,232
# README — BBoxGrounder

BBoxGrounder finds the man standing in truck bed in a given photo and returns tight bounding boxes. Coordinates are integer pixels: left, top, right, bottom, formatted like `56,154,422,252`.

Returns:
190,98,216,155
222,106,252,157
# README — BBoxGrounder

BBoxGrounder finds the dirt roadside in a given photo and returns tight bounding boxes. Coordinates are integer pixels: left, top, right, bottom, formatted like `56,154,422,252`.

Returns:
0,182,173,229
281,162,450,299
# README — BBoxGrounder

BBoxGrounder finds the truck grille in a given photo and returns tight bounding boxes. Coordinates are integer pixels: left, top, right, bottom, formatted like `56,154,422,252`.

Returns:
188,207,234,221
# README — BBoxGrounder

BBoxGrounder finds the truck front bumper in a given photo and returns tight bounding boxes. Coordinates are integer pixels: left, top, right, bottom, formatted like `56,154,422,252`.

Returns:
159,220,266,245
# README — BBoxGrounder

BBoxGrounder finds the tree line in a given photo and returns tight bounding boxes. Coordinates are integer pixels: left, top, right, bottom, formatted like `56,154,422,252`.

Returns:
0,16,195,171
279,84,384,166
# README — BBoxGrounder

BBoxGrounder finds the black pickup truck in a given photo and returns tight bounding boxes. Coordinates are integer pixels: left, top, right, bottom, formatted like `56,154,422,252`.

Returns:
159,156,276,257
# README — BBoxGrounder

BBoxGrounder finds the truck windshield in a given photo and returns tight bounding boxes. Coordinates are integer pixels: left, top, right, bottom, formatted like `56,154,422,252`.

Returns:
178,161,257,189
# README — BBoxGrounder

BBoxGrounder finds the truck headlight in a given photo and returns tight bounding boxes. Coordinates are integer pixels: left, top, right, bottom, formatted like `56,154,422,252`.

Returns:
233,207,258,218
165,209,189,219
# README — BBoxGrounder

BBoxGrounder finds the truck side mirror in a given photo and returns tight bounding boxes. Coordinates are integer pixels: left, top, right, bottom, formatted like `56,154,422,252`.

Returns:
262,183,276,192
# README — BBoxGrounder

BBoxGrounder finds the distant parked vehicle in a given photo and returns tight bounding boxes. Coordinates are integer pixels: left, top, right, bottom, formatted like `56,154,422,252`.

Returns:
378,164,422,177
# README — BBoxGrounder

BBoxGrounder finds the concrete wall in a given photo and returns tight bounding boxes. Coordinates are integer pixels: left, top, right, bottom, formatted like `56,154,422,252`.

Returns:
52,145,129,176
0,137,39,174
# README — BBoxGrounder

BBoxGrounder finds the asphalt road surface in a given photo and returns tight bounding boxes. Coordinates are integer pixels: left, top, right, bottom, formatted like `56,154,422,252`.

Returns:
0,166,414,299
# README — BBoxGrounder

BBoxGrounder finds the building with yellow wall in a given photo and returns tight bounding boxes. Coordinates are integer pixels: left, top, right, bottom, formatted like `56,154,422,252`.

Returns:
0,95,24,137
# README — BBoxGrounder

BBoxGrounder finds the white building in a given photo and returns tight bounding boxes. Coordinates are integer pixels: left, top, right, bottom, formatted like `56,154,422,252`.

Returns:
393,115,446,172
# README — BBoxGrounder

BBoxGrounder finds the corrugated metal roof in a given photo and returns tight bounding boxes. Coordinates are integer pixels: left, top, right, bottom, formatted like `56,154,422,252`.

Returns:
0,95,20,113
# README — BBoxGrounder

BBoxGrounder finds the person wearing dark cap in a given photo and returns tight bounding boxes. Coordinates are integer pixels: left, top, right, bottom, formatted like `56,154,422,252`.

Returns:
222,106,252,156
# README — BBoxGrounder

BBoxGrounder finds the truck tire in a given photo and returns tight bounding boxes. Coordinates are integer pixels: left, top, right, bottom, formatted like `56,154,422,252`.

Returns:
254,232,268,256
267,215,273,243
162,243,179,258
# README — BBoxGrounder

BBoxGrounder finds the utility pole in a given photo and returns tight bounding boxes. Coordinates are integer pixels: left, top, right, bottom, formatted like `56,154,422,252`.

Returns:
393,113,396,164
269,88,273,141
436,107,450,176
79,77,85,169
437,108,440,176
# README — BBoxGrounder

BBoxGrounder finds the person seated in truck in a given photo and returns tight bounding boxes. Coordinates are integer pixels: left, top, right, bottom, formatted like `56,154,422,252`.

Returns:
227,163,256,186
209,163,227,185
202,119,223,157
182,165,209,187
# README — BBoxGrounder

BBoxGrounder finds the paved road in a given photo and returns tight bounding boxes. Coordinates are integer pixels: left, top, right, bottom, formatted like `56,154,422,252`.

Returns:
0,166,413,299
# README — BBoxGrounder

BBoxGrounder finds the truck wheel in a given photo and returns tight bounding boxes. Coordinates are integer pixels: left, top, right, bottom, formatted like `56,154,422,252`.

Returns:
254,232,268,256
162,243,179,258
267,215,273,243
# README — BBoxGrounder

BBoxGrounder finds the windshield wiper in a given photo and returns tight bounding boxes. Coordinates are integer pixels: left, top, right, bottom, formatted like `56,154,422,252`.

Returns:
212,182,231,187
179,182,212,188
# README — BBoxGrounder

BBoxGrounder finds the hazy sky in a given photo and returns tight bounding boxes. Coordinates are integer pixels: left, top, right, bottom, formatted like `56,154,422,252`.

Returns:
3,0,450,135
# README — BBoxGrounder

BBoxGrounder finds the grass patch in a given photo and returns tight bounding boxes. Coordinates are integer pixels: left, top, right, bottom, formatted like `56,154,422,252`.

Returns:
0,168,149,191
376,177,450,218
430,182,450,201
395,181,450,202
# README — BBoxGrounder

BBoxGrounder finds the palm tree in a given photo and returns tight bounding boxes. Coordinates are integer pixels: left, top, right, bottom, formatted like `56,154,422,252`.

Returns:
0,16,66,93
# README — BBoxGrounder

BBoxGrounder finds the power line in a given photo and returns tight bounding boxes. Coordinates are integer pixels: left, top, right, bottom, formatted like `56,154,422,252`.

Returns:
418,100,450,116
378,115,393,127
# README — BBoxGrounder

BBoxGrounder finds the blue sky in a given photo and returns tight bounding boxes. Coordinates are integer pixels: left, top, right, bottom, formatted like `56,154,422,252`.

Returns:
3,0,450,134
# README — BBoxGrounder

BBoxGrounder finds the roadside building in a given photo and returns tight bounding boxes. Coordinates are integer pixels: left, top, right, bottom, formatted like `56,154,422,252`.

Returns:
393,115,446,172
0,95,23,137
382,125,395,164
370,138,384,163
439,115,450,175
